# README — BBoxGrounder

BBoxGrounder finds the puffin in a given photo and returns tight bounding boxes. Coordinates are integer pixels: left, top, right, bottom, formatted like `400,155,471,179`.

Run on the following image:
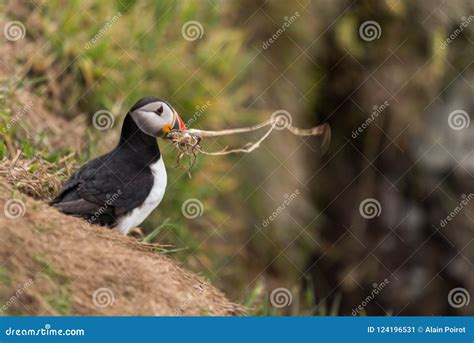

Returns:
51,96,187,235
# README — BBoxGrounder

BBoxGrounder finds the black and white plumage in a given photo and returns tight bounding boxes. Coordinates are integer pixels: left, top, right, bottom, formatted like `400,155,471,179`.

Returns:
51,96,187,234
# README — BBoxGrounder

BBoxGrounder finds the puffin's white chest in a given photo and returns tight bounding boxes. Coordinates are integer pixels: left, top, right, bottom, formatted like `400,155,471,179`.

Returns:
116,157,167,234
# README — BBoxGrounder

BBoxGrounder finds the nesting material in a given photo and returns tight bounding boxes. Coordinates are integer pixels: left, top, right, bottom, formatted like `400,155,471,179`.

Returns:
0,150,77,200
165,116,331,173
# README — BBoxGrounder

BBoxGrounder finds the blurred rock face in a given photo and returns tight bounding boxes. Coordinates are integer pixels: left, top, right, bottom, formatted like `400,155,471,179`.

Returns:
302,0,473,315
222,0,473,315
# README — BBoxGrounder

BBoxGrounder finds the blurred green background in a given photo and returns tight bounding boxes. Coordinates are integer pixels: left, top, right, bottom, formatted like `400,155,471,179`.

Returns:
1,0,473,315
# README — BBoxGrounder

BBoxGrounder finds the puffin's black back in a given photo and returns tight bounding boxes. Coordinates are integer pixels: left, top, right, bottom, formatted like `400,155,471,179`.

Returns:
51,97,163,228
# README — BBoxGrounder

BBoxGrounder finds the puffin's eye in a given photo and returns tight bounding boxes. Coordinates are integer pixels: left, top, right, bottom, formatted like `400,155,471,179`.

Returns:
155,106,163,116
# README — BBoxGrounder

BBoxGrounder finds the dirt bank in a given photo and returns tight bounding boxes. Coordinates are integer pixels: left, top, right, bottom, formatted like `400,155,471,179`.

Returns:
0,179,243,316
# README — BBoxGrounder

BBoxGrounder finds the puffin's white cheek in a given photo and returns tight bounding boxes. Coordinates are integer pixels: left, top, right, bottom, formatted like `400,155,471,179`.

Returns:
134,112,162,136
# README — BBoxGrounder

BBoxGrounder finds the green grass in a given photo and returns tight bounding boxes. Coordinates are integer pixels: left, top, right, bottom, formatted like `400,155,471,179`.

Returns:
46,285,73,315
2,0,319,315
142,218,172,243
33,255,72,314
33,255,68,284
0,266,12,287
21,1,256,262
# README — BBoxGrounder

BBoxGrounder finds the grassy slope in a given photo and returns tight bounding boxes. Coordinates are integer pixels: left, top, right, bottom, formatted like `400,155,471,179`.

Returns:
0,179,243,315
0,9,244,314
0,1,280,315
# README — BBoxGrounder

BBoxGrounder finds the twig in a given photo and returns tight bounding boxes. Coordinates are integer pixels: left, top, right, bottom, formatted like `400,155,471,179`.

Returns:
186,119,273,137
198,122,277,155
165,115,331,173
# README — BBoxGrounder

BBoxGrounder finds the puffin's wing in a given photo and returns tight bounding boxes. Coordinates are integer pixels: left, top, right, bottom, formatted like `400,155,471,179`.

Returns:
52,198,107,214
52,194,118,227
53,154,153,214
78,165,154,216
50,154,108,205
50,156,119,225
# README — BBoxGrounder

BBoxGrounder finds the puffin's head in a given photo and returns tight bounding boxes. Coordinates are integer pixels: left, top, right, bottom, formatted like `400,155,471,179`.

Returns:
129,96,187,137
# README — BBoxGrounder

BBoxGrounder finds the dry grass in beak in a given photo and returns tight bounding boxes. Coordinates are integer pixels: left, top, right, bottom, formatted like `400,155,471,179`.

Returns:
165,115,331,176
165,131,202,174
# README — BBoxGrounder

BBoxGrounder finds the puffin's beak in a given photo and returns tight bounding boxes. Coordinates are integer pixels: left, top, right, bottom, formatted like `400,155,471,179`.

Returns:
172,113,187,131
161,112,187,138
